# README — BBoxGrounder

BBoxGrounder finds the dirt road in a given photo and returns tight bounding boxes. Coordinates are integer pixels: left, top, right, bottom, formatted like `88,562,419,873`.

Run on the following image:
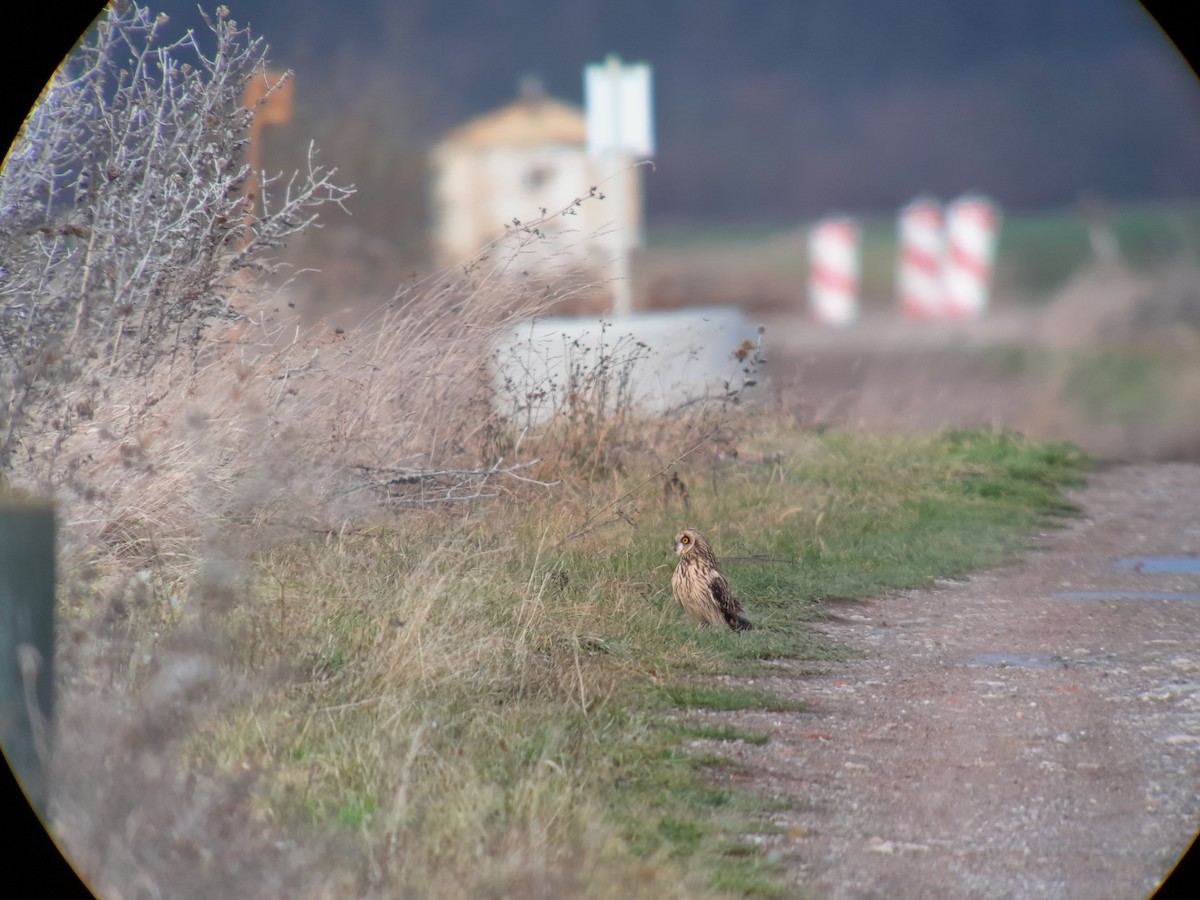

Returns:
699,461,1200,898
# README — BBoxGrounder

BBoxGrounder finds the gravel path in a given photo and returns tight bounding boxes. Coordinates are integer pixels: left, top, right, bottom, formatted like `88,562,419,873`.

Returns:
698,462,1200,898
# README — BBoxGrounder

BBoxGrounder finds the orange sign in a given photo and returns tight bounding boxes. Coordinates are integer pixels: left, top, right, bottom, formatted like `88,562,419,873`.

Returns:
240,68,293,226
242,68,293,124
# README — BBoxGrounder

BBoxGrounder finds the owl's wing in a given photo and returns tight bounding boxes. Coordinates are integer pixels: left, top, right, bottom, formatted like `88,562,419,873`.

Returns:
709,572,742,620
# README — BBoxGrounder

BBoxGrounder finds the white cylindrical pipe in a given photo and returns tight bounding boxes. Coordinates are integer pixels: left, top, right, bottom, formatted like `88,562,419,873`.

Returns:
808,217,860,327
897,197,944,319
942,195,1001,318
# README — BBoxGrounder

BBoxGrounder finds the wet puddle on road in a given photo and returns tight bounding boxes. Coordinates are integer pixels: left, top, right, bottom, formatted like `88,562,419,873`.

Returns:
1111,556,1200,574
1050,556,1200,601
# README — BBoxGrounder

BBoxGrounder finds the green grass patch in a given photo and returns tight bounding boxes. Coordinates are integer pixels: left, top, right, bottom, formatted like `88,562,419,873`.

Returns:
657,684,805,713
1064,349,1167,425
335,793,377,828
605,728,789,894
675,724,771,746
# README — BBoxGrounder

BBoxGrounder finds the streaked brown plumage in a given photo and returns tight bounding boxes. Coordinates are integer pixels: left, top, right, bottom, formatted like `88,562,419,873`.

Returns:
671,527,752,631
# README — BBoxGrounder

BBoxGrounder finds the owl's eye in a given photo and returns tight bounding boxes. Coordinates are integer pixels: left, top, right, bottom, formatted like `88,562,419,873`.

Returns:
681,536,690,544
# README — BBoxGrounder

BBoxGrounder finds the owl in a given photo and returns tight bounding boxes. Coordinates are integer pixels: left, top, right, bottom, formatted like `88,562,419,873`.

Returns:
671,527,752,631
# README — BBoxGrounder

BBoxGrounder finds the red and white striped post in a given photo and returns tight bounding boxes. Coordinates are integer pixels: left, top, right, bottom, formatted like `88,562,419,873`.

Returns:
807,216,859,326
942,195,1000,318
897,197,944,319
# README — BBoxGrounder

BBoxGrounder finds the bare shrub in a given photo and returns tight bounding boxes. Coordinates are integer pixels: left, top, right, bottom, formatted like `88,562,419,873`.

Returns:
0,2,352,470
492,320,652,480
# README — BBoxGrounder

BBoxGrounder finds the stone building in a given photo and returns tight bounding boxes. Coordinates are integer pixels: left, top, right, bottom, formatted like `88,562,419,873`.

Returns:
429,80,642,278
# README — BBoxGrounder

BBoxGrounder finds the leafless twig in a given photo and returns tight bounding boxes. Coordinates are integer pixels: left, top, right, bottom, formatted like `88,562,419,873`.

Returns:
344,457,558,507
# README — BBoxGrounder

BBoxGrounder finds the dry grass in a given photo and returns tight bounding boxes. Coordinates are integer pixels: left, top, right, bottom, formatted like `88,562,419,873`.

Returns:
26,213,774,897
27,229,594,556
40,370,1087,899
200,526,694,896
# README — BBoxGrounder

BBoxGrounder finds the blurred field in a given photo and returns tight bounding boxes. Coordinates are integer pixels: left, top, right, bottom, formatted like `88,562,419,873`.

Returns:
635,202,1200,313
625,203,1200,463
281,201,1200,461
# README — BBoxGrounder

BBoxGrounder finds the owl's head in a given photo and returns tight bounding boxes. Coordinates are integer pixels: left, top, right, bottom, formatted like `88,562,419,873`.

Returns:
674,527,705,556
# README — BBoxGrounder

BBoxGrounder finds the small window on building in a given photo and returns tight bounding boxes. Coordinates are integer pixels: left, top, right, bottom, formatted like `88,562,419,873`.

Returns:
524,165,554,191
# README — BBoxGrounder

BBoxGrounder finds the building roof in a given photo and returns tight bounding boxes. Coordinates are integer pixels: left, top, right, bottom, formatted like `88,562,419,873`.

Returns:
438,91,586,150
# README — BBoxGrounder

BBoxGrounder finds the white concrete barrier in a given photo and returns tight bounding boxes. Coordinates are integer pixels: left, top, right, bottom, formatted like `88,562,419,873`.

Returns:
897,198,944,319
493,306,764,423
807,217,860,327
942,195,1001,318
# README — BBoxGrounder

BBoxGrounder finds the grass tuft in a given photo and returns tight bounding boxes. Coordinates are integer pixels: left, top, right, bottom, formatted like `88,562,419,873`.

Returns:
676,724,771,746
657,684,806,713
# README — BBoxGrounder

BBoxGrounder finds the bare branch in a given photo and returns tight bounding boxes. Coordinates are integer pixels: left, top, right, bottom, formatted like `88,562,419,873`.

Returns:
343,458,558,507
